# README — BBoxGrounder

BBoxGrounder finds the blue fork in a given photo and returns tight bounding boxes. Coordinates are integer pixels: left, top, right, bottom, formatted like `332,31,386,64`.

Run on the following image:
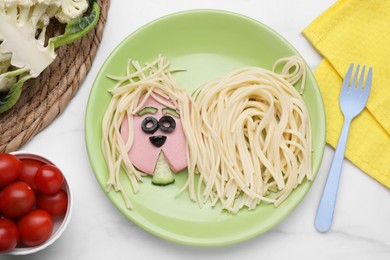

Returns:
315,63,373,233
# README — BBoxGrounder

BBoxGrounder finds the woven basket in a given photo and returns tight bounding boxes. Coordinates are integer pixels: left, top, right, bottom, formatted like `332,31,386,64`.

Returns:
0,0,110,153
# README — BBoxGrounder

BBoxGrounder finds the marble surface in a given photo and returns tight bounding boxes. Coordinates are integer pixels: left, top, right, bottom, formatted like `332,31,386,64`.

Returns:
4,0,390,259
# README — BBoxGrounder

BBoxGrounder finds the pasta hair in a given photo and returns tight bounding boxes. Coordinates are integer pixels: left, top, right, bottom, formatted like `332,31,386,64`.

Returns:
192,56,312,213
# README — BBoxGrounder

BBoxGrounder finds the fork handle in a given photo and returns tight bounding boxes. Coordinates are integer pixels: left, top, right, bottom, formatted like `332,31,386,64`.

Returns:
315,117,352,233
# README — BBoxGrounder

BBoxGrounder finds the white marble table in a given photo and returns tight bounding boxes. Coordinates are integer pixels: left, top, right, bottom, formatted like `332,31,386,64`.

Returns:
5,1,390,259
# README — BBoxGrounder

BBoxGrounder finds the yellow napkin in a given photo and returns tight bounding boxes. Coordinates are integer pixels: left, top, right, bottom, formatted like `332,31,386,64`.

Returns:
303,0,390,188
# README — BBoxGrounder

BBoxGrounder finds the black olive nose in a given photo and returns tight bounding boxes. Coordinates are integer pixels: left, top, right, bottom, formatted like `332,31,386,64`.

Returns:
149,135,167,147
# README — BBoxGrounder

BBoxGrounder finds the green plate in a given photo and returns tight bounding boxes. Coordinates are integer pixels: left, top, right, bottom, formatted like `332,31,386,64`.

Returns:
85,10,325,246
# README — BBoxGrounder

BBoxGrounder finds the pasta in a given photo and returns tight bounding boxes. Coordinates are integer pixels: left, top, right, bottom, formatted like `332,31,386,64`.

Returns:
101,55,312,213
191,56,312,213
101,56,198,208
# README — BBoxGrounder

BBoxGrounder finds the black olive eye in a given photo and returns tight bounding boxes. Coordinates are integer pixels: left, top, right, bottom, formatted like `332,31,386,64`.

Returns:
141,116,159,134
158,116,176,133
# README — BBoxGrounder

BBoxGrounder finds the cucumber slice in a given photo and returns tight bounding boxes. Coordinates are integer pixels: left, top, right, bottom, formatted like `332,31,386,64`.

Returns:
162,107,180,118
137,106,158,116
152,152,175,186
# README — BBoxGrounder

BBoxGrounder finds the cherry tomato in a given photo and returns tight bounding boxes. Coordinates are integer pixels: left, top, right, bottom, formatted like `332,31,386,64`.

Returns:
0,189,3,216
17,210,53,247
18,159,44,191
0,218,19,252
37,189,68,217
0,181,35,218
35,165,64,194
0,154,21,186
